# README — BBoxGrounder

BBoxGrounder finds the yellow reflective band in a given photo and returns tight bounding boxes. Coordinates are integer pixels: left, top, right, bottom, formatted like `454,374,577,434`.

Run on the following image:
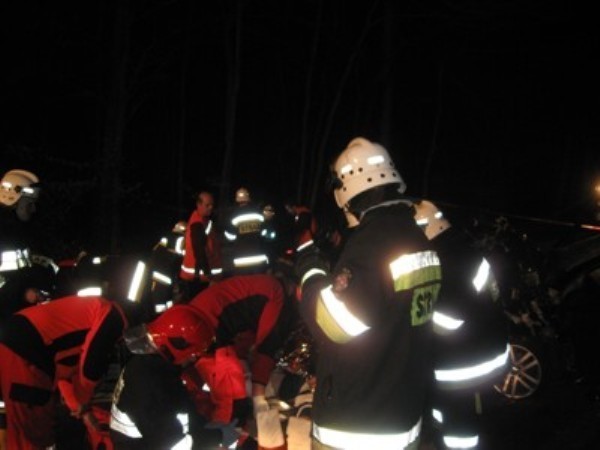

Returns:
472,258,491,292
313,417,421,450
435,344,510,383
390,250,441,292
316,285,370,344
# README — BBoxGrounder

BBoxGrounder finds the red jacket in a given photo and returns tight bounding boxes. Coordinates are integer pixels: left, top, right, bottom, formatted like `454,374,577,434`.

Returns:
188,274,293,386
1,295,127,406
180,210,221,282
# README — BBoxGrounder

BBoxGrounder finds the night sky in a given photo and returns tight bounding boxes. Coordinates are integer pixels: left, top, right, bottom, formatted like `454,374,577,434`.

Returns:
3,0,600,254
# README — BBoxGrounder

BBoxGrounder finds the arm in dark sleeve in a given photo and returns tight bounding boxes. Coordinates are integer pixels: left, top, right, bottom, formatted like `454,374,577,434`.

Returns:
75,305,126,406
190,222,211,277
121,355,193,448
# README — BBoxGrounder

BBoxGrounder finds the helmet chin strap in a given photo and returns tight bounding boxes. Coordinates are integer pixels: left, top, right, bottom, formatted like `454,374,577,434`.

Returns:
357,199,410,221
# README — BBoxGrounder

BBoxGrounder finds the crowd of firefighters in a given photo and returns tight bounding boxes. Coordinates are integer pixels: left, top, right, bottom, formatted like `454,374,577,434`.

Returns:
0,136,510,450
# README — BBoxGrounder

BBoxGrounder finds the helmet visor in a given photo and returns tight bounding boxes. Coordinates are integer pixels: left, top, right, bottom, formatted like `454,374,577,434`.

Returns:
124,324,158,355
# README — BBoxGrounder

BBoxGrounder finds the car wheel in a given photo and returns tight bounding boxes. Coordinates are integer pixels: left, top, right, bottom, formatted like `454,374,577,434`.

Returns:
494,342,543,399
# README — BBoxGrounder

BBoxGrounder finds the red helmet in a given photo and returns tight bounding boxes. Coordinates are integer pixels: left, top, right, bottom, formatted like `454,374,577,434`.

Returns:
147,305,213,365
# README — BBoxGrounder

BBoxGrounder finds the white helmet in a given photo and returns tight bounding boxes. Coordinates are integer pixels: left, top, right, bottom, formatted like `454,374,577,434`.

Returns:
172,221,187,234
413,200,451,240
332,137,406,209
235,187,250,204
0,169,39,207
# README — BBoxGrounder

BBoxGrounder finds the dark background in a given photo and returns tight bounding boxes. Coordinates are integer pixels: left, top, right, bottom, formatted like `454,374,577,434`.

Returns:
3,0,599,257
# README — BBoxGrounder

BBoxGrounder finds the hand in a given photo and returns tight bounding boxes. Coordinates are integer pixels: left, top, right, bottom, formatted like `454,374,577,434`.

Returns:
252,395,270,416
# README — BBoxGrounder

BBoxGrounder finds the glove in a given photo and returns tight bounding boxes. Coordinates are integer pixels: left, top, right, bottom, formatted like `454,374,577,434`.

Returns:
252,395,270,416
294,245,329,288
205,418,239,448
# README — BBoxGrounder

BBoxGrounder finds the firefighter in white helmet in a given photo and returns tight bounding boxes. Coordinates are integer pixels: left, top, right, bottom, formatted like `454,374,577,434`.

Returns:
414,200,509,450
295,137,442,450
0,169,49,320
222,187,270,276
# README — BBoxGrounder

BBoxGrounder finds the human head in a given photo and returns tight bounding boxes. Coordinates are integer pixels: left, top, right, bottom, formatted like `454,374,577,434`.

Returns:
196,191,215,219
128,305,213,366
0,169,40,221
331,137,406,224
413,200,451,240
235,187,250,205
263,204,275,221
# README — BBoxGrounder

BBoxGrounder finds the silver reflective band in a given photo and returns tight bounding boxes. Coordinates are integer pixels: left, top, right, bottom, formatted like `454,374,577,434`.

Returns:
320,285,370,337
0,399,5,408
181,264,195,274
231,213,264,226
300,268,327,287
175,236,185,254
78,287,103,297
433,311,464,331
432,408,443,424
233,255,269,267
171,434,193,450
211,268,223,275
296,240,314,252
127,261,147,302
110,404,142,438
472,258,491,292
205,220,213,235
176,413,189,433
435,344,510,383
390,250,440,279
224,231,237,241
443,434,479,449
313,417,421,450
153,271,172,285
0,249,32,272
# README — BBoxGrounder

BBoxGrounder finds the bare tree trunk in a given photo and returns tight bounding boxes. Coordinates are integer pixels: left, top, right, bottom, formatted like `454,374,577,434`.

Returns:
308,2,379,208
176,0,194,213
380,0,396,146
96,0,130,253
297,0,323,203
219,0,243,216
422,57,445,197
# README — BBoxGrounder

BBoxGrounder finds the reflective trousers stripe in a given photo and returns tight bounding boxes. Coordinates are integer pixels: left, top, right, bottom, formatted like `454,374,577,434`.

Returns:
313,417,421,450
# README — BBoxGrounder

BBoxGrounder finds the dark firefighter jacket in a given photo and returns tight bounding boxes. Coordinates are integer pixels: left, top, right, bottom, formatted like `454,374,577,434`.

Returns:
299,202,442,440
431,226,509,391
